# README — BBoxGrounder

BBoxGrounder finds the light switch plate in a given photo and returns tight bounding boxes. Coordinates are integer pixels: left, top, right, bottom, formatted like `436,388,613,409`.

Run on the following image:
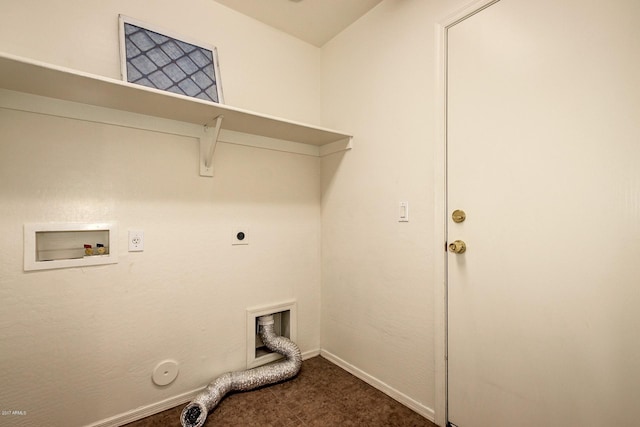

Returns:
399,201,409,222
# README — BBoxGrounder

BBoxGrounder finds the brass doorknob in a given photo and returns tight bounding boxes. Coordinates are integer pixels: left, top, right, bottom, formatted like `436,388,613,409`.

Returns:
448,240,466,254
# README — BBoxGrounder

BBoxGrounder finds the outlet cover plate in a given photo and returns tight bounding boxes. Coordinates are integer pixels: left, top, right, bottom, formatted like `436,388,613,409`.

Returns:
128,230,144,252
232,227,249,245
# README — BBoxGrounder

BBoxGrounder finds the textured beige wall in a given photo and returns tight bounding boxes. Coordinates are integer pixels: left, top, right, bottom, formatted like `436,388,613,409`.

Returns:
0,1,322,426
320,0,469,420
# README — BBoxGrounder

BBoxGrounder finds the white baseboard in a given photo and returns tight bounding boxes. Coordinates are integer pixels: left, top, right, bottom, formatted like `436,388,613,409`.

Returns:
301,348,321,359
85,348,322,427
320,349,436,422
84,386,205,427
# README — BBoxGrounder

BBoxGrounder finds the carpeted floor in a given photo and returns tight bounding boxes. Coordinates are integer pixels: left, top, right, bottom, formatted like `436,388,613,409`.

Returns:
124,356,437,426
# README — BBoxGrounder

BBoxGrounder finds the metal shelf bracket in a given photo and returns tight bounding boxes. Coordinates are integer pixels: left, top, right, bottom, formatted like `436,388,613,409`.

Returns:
199,115,224,177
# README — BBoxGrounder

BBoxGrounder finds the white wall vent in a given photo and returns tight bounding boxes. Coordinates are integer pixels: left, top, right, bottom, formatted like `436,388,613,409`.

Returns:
246,300,297,369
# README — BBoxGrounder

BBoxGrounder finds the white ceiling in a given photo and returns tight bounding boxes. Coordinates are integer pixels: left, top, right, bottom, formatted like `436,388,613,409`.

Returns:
214,0,383,47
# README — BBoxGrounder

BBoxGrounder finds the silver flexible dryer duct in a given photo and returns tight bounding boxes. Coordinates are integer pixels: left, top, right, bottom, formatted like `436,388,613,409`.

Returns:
180,315,302,427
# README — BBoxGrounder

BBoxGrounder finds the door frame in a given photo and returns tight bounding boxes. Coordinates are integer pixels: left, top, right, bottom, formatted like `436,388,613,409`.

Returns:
433,1,501,425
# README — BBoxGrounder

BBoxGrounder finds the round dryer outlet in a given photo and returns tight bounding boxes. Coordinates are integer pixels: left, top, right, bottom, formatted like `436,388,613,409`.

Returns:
152,359,179,386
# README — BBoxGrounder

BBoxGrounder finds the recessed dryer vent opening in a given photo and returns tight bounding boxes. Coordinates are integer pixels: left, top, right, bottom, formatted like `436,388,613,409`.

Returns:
255,311,290,358
246,301,297,369
181,312,302,427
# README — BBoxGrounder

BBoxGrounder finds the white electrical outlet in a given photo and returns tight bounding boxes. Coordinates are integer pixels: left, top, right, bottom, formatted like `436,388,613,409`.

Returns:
128,230,144,252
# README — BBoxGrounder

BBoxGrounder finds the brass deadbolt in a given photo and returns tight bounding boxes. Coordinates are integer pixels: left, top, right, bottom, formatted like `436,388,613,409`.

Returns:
448,240,466,254
452,209,466,223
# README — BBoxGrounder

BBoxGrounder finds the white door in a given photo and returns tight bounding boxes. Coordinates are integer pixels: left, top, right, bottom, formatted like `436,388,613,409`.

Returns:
447,1,640,426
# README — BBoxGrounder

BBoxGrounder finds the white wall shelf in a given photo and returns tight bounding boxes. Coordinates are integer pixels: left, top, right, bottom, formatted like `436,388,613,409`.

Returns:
0,52,353,176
